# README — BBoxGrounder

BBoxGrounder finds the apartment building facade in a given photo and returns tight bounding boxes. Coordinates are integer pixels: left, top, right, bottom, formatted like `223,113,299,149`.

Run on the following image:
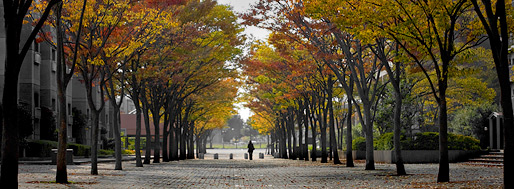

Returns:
0,1,115,148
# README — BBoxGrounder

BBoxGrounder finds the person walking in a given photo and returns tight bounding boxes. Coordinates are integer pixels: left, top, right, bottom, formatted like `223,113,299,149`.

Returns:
248,141,255,160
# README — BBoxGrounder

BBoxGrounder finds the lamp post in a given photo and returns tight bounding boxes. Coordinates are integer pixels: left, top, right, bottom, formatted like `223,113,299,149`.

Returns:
221,129,226,149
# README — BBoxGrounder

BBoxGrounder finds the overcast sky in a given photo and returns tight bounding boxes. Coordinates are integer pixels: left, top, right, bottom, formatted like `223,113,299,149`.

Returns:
217,0,270,41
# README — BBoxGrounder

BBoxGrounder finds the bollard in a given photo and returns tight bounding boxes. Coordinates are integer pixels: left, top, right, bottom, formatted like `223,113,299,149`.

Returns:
259,153,264,159
214,153,219,159
229,153,233,159
198,153,204,159
244,153,248,159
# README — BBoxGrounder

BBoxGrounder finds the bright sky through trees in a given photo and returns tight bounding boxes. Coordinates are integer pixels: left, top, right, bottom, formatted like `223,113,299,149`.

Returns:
217,0,269,121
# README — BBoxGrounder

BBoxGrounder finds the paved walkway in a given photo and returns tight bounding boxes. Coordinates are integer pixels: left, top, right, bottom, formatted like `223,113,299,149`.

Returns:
18,149,503,188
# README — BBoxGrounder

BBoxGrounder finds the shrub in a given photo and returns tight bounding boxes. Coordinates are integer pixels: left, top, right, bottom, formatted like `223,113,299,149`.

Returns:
99,149,114,156
352,137,366,151
412,132,439,150
67,143,91,156
26,140,58,157
122,149,135,155
372,132,480,151
26,140,92,157
374,132,413,150
448,133,481,150
374,132,394,150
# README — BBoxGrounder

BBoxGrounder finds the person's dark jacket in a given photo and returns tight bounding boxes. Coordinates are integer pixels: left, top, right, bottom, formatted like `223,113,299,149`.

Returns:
248,142,255,153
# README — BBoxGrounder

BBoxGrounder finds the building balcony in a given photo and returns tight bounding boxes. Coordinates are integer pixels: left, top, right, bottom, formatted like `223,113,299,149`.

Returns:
34,107,41,119
68,115,73,124
34,53,41,65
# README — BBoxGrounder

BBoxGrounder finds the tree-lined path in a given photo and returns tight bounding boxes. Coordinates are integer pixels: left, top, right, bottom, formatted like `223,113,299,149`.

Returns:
18,156,502,188
0,0,511,187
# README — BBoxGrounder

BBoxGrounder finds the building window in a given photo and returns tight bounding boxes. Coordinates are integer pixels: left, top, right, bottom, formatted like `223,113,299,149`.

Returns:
34,93,39,108
52,99,56,110
68,103,71,115
51,48,56,61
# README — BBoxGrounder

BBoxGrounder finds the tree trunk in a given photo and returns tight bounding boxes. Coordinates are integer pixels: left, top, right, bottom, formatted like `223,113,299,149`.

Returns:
304,98,309,161
297,102,304,160
60,48,75,178
437,81,449,182
392,71,406,175
162,107,169,162
188,122,195,159
328,76,341,164
129,62,143,167
170,111,178,161
170,124,178,161
392,86,406,174
363,101,375,170
112,107,122,170
310,100,317,161
195,135,200,158
346,92,354,167
84,74,105,175
0,9,24,186
55,1,68,183
320,107,328,163
280,118,288,159
470,1,512,186
142,106,152,164
173,125,180,161
134,103,143,167
1,69,20,185
180,124,187,160
151,108,160,163
90,110,100,175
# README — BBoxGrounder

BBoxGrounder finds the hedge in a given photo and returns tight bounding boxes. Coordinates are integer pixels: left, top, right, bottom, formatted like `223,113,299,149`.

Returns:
26,140,91,157
99,149,115,156
352,137,366,151
26,140,58,157
352,132,480,151
67,143,91,156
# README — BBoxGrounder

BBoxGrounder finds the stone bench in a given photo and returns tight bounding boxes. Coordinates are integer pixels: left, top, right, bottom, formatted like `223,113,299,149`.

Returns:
51,149,74,165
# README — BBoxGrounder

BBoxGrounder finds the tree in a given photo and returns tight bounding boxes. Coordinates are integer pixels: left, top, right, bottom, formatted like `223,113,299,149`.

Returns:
102,0,174,168
54,0,87,183
71,0,132,175
470,0,513,187
1,0,60,186
373,0,486,182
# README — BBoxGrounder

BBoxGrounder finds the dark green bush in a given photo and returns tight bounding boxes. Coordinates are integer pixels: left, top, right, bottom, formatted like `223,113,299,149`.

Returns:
352,137,366,151
373,132,480,150
67,143,91,156
99,149,114,156
448,133,480,150
374,132,413,150
26,140,58,157
26,140,92,157
412,132,439,150
374,132,394,150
